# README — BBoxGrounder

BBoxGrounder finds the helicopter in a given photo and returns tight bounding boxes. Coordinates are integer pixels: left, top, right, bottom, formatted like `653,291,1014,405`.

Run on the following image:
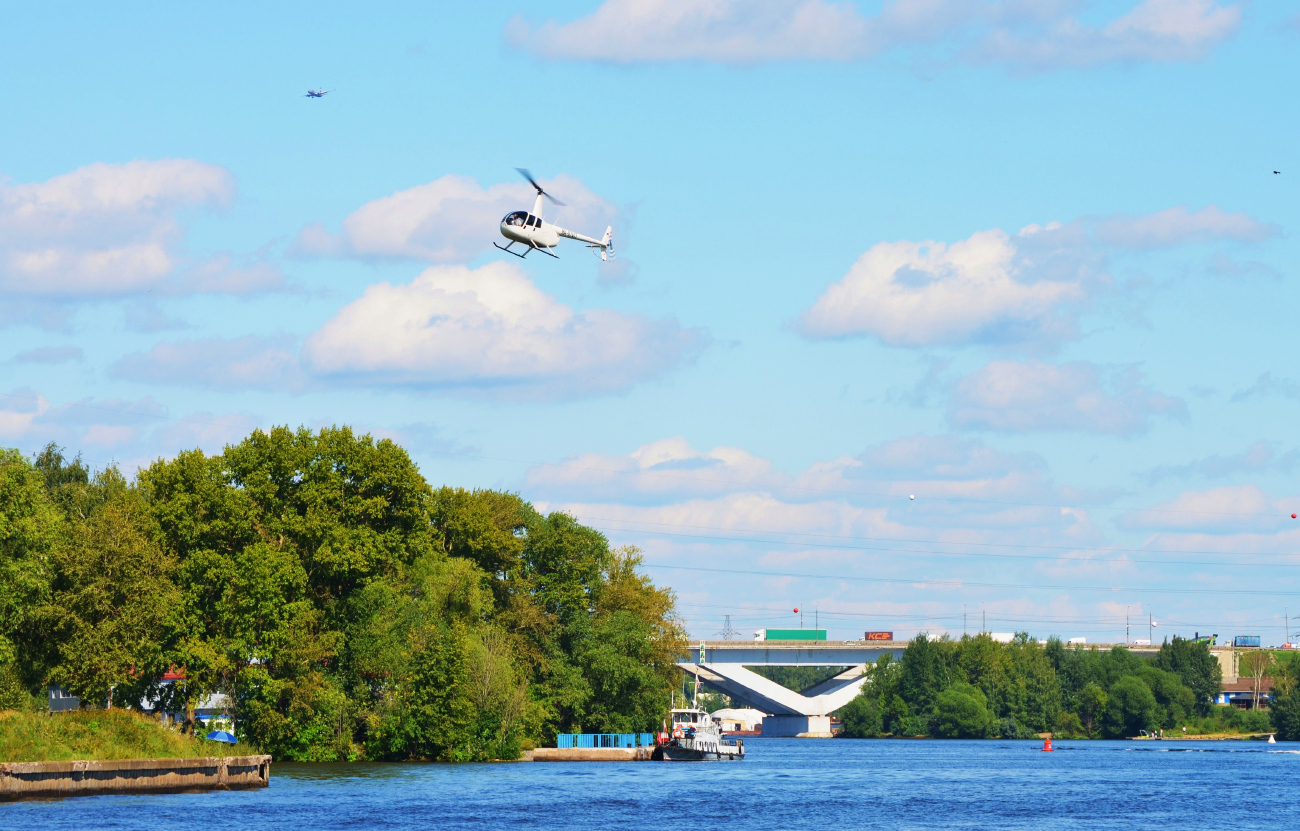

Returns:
495,169,614,261
303,89,334,98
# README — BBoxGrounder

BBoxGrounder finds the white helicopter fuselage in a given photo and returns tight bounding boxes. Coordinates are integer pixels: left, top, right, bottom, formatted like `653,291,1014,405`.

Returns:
498,194,612,260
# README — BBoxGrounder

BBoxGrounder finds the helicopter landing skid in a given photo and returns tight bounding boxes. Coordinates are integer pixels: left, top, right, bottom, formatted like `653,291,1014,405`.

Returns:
494,241,558,259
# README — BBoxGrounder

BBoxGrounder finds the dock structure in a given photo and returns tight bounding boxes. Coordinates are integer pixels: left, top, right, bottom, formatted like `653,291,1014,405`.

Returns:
0,755,271,801
680,639,1217,737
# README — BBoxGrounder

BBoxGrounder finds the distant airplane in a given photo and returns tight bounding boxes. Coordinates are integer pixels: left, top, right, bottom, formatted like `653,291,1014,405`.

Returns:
1275,170,1282,175
304,89,334,98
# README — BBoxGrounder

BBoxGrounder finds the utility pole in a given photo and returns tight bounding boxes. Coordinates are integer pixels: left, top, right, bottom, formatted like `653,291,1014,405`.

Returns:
964,605,967,637
1149,613,1156,644
982,608,986,635
815,609,818,631
1127,607,1130,645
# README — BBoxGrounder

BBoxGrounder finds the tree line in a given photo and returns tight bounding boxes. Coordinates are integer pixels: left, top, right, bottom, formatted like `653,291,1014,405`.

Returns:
838,632,1262,739
0,428,686,761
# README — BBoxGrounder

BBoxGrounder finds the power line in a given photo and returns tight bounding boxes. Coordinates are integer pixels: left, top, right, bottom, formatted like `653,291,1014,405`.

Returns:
640,562,1300,597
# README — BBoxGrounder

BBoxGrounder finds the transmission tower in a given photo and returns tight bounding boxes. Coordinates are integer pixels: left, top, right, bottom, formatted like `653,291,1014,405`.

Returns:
717,615,737,641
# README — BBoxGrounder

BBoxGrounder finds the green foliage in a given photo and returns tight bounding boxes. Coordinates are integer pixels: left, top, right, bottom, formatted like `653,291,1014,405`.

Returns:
1103,676,1159,738
0,449,64,692
841,635,1224,740
933,682,992,739
1270,656,1300,741
0,709,256,762
749,666,848,693
838,695,881,738
0,427,685,762
1154,637,1222,714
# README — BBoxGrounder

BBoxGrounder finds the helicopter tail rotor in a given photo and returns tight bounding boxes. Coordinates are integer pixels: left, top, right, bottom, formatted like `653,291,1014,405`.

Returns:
600,226,613,262
515,168,566,206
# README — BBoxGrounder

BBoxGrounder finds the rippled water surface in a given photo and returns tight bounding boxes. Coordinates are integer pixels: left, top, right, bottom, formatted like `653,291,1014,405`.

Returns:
11,739,1300,830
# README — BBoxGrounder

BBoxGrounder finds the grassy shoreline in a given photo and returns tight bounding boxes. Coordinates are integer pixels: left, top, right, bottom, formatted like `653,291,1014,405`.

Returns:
0,710,258,763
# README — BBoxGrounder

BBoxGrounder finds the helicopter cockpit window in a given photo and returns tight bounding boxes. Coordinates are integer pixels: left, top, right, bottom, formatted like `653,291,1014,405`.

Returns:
527,215,539,227
504,211,527,227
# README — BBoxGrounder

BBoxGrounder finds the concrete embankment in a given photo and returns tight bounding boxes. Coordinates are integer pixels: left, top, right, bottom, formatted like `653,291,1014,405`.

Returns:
527,747,658,761
0,755,271,801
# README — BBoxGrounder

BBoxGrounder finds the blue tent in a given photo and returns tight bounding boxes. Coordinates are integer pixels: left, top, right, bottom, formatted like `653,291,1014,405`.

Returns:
205,730,238,744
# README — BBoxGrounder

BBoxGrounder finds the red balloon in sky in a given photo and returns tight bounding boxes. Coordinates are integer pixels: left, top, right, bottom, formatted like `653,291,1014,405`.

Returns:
1293,513,1298,519
793,607,799,613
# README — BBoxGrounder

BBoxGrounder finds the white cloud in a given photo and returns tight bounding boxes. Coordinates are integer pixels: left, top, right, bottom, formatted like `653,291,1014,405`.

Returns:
0,160,227,297
294,173,618,263
0,387,259,474
301,261,704,396
1093,205,1277,249
12,346,83,365
800,204,1269,348
530,433,1074,517
110,335,304,392
979,0,1242,68
1119,484,1299,535
1230,372,1300,403
0,159,287,302
507,0,1241,69
949,360,1186,435
527,437,783,502
507,0,870,63
799,225,1096,346
1144,441,1300,483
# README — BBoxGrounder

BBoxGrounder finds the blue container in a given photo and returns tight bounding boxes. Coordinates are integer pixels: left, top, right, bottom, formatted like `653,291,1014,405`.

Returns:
556,733,654,749
1233,635,1262,647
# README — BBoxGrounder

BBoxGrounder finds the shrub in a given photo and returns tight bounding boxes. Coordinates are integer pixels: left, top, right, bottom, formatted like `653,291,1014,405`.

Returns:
933,683,992,739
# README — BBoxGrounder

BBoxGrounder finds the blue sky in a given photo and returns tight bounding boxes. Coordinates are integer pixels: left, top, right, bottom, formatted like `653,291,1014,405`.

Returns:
2,1,1298,644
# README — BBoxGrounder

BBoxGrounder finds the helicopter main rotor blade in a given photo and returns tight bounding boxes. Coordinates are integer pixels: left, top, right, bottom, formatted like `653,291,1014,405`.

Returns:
516,167,542,193
515,167,566,206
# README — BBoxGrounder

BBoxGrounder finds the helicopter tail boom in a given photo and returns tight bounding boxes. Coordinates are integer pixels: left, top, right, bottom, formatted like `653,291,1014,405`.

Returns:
555,225,615,261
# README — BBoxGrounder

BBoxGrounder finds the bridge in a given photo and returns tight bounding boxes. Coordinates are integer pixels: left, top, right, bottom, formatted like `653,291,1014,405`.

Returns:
679,639,1180,737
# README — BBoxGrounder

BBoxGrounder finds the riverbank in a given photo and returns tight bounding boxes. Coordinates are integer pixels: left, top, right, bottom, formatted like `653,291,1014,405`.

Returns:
0,710,256,763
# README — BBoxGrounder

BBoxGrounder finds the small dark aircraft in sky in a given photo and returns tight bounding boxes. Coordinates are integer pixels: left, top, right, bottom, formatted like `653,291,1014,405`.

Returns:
304,89,334,98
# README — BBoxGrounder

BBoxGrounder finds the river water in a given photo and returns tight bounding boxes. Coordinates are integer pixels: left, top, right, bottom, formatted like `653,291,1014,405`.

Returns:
10,738,1298,829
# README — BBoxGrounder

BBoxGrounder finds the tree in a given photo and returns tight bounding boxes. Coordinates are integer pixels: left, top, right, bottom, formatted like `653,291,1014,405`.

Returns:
1269,656,1300,741
899,633,946,715
44,475,181,710
1240,651,1274,711
1103,676,1159,738
1154,637,1221,714
838,693,882,738
0,449,64,705
1077,682,1108,737
933,682,992,738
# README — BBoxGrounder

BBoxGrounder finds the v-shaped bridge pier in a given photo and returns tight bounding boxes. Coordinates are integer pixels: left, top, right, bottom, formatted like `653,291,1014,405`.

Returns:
679,641,906,737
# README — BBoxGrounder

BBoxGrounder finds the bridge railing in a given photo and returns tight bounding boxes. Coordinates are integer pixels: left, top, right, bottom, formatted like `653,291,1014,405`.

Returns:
557,733,654,749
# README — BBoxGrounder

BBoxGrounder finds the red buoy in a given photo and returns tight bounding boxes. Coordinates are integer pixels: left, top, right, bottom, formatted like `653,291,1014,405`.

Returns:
1043,736,1054,752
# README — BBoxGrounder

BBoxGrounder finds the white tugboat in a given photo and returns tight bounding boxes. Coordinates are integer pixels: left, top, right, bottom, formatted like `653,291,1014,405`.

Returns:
662,707,745,761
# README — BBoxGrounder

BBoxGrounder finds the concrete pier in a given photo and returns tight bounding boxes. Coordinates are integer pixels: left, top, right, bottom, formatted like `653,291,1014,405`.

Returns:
0,755,271,801
528,746,657,761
